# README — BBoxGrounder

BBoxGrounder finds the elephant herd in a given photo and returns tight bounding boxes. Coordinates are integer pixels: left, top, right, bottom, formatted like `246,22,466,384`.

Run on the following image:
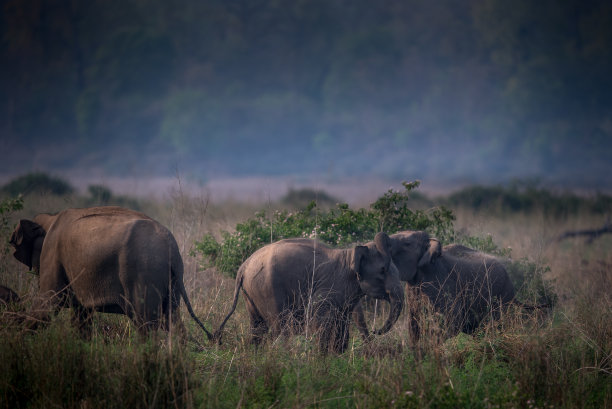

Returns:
3,206,540,353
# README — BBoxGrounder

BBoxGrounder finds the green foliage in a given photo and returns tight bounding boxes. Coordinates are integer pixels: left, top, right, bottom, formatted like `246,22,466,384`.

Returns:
1,311,609,409
0,196,24,230
87,184,113,204
0,196,24,269
506,258,557,306
1,172,75,197
85,184,141,210
454,232,512,258
280,188,339,209
193,181,456,277
0,323,195,409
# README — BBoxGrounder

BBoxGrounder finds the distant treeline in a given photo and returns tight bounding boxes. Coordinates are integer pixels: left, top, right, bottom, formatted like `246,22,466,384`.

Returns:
443,184,612,217
1,0,612,182
1,172,141,210
2,173,611,217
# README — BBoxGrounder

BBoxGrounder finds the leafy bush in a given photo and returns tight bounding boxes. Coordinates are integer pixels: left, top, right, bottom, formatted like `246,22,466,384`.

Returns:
280,188,339,209
193,181,456,277
453,231,511,257
1,196,24,271
506,258,557,306
1,172,75,197
88,184,113,204
0,196,23,233
85,184,141,210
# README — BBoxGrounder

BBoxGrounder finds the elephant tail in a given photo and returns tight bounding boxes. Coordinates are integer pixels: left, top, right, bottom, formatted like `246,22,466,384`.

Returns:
212,266,245,344
176,274,214,341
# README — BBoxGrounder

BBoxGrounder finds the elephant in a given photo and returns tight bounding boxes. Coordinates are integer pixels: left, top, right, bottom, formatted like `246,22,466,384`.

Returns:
0,285,20,306
9,206,213,339
213,232,404,353
354,230,519,339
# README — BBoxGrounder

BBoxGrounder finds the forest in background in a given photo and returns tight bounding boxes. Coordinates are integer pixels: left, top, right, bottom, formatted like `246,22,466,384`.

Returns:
2,0,612,187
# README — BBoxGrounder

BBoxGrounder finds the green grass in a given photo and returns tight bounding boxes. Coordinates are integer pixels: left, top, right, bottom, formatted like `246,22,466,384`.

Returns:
1,186,611,408
2,313,609,408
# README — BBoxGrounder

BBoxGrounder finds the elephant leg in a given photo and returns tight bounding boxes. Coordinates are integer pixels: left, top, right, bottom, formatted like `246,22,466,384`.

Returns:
461,298,483,334
406,287,423,344
352,302,370,341
332,312,351,354
250,315,269,346
159,287,186,338
168,278,189,338
128,285,165,335
27,291,61,329
244,297,268,346
72,304,93,339
168,303,187,339
461,311,480,334
439,299,463,338
408,303,421,345
29,263,69,328
314,305,335,354
318,326,332,354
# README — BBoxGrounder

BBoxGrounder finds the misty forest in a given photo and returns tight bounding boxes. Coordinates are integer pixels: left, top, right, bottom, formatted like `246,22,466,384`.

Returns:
2,0,612,185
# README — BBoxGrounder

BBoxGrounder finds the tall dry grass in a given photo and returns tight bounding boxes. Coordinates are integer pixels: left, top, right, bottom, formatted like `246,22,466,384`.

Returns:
0,191,610,408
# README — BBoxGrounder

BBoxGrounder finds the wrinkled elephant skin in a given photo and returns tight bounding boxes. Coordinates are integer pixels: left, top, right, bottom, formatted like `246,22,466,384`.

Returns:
10,206,212,339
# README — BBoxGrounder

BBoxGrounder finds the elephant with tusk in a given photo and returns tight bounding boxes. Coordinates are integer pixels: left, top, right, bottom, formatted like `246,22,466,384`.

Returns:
213,232,404,353
10,206,213,339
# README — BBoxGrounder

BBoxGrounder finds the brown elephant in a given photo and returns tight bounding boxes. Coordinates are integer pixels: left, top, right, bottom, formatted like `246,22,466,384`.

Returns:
10,206,212,339
0,285,20,306
214,232,404,353
355,231,519,339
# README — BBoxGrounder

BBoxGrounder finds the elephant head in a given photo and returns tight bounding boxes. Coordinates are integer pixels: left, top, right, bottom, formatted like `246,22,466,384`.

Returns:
10,220,46,272
354,232,404,335
388,231,441,284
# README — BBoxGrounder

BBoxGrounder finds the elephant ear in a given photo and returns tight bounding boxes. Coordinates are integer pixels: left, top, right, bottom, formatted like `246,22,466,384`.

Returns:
374,232,391,260
11,219,45,269
418,238,441,268
352,245,368,279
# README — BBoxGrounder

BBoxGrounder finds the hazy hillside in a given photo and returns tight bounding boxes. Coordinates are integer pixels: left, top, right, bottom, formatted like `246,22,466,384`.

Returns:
1,0,611,187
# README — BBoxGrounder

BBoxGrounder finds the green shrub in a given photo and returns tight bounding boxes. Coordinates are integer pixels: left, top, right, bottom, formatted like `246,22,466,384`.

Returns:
0,323,195,409
1,172,75,197
280,188,339,209
1,196,24,273
88,184,113,204
193,181,456,277
85,184,141,210
506,258,557,306
453,232,511,257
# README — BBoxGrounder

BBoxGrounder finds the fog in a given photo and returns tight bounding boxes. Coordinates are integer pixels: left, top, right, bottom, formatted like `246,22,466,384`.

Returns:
2,0,611,196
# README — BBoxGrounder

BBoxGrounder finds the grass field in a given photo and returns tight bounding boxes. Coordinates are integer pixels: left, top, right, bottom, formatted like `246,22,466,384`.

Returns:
0,185,610,408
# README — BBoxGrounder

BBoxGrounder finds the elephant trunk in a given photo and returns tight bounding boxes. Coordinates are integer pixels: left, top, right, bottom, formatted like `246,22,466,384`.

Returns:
373,263,405,335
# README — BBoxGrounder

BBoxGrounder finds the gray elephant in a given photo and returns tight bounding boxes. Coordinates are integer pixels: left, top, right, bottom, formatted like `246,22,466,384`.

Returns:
10,206,212,339
214,232,404,353
355,231,518,339
0,285,20,306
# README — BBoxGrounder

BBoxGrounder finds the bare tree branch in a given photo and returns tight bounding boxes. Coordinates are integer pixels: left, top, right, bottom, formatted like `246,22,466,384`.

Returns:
557,221,612,243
